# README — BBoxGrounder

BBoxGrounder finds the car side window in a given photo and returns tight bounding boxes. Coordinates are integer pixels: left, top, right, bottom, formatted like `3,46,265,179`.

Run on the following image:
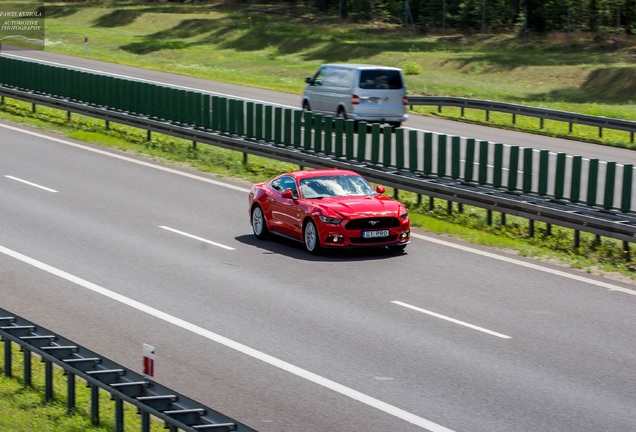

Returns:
272,176,298,198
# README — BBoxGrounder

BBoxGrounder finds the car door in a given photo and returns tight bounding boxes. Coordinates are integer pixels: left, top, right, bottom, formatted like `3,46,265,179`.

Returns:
269,176,303,238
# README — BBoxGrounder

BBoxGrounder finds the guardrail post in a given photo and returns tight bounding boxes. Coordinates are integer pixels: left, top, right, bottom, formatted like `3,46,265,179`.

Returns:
437,134,447,177
493,143,503,187
621,164,633,212
554,153,566,200
395,128,405,170
235,99,245,136
91,384,100,425
284,108,292,146
587,159,599,206
274,106,282,144
202,95,212,130
523,148,534,193
478,140,489,185
67,372,76,413
464,138,475,183
264,105,273,142
246,101,254,139
570,156,582,203
382,126,392,167
3,338,11,377
603,162,616,210
23,349,31,386
324,117,333,155
409,130,418,172
334,118,344,156
370,124,381,165
451,136,461,179
313,114,323,152
423,132,433,175
293,110,302,148
44,359,53,400
538,149,549,196
115,397,124,432
255,103,264,141
303,111,313,150
345,120,355,159
357,122,368,162
507,146,519,191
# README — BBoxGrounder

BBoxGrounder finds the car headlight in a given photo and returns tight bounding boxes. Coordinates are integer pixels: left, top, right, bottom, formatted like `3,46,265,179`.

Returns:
400,211,409,221
319,216,342,224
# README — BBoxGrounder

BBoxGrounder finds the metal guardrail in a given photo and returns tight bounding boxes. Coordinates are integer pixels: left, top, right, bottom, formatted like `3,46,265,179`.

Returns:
1,85,634,248
0,307,258,432
408,96,636,141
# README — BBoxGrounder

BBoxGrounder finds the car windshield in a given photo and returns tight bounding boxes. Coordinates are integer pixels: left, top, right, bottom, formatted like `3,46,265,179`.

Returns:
300,175,376,198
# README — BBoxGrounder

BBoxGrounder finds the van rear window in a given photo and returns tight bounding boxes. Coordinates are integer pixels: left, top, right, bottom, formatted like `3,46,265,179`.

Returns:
359,70,403,90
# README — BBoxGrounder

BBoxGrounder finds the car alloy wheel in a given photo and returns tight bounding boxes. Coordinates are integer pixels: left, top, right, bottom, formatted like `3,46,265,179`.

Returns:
252,205,268,239
303,220,320,254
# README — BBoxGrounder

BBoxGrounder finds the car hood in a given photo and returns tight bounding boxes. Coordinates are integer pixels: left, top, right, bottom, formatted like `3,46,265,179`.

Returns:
314,196,401,217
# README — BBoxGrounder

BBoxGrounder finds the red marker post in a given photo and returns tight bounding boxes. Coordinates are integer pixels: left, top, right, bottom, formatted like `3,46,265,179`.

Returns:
143,343,155,378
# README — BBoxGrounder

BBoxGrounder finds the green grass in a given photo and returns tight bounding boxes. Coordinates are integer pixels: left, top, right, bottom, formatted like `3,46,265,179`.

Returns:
0,340,163,431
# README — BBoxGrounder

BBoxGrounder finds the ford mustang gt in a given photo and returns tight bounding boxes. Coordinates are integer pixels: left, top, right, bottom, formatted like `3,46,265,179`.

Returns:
248,168,410,254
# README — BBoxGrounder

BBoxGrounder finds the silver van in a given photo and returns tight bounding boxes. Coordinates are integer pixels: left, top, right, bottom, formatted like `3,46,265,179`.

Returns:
302,64,408,127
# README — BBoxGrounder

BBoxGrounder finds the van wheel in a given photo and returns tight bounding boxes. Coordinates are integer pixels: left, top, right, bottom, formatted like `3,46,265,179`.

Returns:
336,108,347,120
388,121,401,128
302,101,311,111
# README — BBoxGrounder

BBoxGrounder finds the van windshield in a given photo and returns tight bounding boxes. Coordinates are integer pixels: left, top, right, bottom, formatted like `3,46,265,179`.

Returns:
358,70,403,90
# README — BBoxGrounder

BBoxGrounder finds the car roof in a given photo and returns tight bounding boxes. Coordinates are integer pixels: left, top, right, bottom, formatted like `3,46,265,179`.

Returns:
283,169,361,181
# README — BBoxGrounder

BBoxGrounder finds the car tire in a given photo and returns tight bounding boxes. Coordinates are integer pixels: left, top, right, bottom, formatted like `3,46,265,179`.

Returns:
336,107,347,120
251,205,269,239
302,100,311,111
303,220,321,255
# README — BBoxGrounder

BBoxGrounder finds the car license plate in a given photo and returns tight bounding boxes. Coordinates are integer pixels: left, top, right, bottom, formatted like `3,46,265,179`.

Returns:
362,230,389,239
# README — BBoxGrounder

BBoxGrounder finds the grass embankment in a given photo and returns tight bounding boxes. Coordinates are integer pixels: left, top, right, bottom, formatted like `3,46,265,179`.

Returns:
2,2,632,278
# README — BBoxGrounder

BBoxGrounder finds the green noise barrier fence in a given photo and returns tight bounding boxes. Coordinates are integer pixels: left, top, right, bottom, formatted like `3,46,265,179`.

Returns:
0,56,633,215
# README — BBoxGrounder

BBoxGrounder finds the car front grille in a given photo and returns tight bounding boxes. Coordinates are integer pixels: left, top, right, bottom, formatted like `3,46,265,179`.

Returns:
345,217,401,230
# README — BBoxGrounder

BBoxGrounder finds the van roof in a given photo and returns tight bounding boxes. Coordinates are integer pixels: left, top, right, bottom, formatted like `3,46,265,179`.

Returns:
322,63,403,71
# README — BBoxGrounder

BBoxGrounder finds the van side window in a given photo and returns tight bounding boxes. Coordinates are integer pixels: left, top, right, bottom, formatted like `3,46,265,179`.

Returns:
324,67,350,88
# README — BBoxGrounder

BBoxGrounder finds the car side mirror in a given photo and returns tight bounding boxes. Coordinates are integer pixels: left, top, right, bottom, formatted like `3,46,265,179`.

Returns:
305,77,313,84
282,189,295,199
376,185,385,194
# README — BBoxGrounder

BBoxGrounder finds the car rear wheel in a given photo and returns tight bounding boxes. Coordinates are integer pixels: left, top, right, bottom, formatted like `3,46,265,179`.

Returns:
336,107,347,120
303,220,321,254
252,205,269,239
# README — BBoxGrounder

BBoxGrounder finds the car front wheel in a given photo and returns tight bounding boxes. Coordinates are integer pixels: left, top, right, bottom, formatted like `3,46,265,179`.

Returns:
252,205,269,239
303,220,321,254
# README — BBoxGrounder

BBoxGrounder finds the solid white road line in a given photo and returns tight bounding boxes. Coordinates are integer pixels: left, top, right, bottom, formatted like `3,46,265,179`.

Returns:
392,300,512,339
159,226,235,251
0,244,456,432
411,233,636,297
5,175,58,192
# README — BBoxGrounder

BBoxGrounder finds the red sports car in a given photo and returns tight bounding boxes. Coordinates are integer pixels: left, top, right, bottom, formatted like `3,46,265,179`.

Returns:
248,168,410,254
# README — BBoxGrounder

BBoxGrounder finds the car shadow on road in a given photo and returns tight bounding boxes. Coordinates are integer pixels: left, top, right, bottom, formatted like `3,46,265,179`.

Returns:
235,235,407,262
